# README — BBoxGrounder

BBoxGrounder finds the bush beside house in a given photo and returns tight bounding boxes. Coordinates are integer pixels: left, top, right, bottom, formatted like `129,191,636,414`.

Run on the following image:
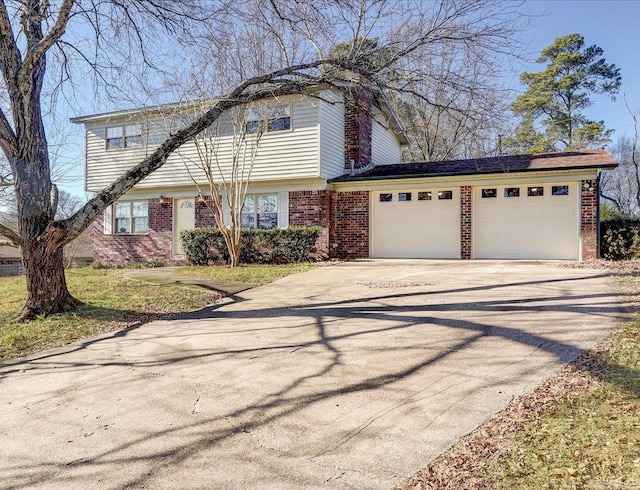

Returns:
600,219,640,260
180,226,321,265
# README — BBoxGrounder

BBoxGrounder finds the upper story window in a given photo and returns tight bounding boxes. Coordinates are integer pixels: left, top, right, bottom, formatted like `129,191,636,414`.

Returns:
114,201,148,234
242,195,278,229
245,104,291,134
106,124,143,149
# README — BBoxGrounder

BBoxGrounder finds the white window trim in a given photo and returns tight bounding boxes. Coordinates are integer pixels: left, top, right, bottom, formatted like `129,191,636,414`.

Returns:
105,123,144,150
245,104,292,134
113,200,149,235
241,194,279,229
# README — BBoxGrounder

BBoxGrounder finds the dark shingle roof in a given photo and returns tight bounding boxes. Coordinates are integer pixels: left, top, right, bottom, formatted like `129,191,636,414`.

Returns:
330,150,617,183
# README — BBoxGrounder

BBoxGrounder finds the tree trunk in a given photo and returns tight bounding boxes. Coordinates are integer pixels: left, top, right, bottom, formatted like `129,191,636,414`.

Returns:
17,232,78,321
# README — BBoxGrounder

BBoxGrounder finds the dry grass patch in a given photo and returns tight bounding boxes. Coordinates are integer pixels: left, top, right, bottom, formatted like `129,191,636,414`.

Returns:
174,263,314,285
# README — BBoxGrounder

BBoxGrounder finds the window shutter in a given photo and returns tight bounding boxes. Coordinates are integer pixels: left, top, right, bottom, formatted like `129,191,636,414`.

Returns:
277,191,289,228
103,205,113,235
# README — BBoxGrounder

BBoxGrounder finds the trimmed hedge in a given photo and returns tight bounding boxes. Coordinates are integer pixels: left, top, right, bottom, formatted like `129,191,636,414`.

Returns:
600,219,640,260
180,226,321,265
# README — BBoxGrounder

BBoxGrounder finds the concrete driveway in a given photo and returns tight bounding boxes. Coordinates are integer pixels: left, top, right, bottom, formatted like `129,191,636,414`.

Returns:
0,261,628,489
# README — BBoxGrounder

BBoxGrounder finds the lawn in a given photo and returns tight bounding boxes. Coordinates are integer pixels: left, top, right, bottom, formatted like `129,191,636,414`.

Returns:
399,261,640,489
0,264,312,364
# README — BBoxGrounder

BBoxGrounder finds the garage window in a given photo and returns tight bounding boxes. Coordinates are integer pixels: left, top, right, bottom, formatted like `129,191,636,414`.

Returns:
528,186,544,197
481,188,497,198
418,191,432,201
379,193,392,202
438,190,453,200
552,185,569,196
399,192,412,202
504,187,520,197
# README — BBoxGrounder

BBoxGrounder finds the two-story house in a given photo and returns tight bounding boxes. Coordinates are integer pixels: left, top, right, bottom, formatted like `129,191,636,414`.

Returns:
73,86,616,265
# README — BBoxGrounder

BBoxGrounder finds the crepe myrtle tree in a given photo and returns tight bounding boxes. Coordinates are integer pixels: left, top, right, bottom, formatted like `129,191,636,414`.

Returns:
0,0,523,320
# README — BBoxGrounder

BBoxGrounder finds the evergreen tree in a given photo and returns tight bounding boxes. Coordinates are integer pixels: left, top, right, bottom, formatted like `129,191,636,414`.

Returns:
506,33,621,154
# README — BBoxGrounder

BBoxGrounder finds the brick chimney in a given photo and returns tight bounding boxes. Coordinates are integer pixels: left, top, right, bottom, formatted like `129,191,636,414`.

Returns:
344,86,373,173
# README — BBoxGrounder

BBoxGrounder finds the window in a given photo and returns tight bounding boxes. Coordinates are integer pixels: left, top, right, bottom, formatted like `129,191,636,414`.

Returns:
438,190,453,200
379,193,392,202
106,124,143,149
528,186,544,197
418,191,432,201
246,104,291,133
242,195,278,229
481,188,497,198
552,185,569,196
114,201,148,234
398,192,412,202
504,187,520,197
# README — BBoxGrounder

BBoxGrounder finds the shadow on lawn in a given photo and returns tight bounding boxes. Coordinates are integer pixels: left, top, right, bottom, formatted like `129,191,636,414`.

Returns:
0,270,635,489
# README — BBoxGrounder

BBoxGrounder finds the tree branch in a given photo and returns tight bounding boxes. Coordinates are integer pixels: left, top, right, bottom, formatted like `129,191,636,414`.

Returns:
0,221,21,247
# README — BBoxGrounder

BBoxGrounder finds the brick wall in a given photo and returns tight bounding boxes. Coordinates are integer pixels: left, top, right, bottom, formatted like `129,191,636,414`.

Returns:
344,87,373,172
581,179,598,260
195,195,218,227
460,186,472,260
331,190,369,259
92,198,173,266
289,190,331,258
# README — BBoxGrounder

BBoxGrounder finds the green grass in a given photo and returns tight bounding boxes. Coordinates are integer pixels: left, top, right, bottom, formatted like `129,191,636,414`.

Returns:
174,263,314,284
491,310,640,488
0,268,216,363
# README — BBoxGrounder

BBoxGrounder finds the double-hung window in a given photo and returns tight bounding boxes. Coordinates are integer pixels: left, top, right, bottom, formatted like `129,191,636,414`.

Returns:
242,195,278,229
106,124,143,149
245,104,291,134
114,201,149,234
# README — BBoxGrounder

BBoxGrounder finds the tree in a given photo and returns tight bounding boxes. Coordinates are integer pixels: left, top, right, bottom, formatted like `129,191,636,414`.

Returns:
177,103,266,267
0,0,524,320
505,33,621,154
600,104,640,217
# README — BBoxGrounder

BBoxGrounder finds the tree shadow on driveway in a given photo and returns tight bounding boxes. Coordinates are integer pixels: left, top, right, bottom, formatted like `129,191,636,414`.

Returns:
0,269,633,490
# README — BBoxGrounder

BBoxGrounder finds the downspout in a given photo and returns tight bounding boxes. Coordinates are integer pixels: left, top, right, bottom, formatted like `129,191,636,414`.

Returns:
596,170,601,259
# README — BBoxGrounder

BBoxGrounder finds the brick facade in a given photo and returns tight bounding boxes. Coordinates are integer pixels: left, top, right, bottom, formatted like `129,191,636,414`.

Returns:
460,186,472,260
580,179,598,260
289,190,332,258
195,195,218,227
331,191,369,259
344,87,373,172
92,198,173,266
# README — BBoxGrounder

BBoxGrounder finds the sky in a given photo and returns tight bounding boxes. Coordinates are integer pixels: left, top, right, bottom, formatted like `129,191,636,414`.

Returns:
57,0,640,199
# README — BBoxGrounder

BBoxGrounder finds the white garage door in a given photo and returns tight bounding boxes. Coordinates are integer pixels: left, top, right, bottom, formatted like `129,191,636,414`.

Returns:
371,188,460,258
473,183,579,260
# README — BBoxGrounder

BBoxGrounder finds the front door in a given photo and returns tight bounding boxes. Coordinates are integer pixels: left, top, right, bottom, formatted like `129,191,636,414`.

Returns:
174,198,195,256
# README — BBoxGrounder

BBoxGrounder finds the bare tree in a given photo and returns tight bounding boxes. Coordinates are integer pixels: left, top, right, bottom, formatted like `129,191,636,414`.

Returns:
177,103,267,266
0,0,524,320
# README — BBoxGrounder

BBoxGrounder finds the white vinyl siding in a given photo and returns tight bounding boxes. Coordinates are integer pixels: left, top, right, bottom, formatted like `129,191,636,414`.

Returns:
318,90,346,179
372,117,402,165
85,94,321,192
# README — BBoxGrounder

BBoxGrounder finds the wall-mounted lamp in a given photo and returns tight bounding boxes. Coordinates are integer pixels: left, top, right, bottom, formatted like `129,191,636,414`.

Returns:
158,194,171,205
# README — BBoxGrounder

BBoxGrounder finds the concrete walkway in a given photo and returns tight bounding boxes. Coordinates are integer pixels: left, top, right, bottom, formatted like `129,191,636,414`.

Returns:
0,261,629,489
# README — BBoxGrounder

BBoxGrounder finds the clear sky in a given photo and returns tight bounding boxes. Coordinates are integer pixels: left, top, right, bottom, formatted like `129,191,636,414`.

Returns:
58,0,640,199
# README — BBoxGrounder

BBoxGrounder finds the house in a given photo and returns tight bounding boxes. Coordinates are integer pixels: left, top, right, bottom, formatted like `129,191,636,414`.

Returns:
0,236,93,276
72,86,617,265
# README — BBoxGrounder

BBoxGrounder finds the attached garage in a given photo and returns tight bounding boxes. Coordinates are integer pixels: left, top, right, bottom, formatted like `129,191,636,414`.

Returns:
473,183,580,260
330,150,617,261
370,188,460,258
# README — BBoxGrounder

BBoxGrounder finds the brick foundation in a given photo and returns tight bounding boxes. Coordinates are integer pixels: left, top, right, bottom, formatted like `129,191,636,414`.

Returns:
331,191,369,259
460,186,472,260
289,190,331,258
580,179,598,260
92,198,173,266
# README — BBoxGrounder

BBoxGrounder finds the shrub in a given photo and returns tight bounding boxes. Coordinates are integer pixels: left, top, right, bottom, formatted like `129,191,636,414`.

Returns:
180,226,321,265
600,218,640,260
